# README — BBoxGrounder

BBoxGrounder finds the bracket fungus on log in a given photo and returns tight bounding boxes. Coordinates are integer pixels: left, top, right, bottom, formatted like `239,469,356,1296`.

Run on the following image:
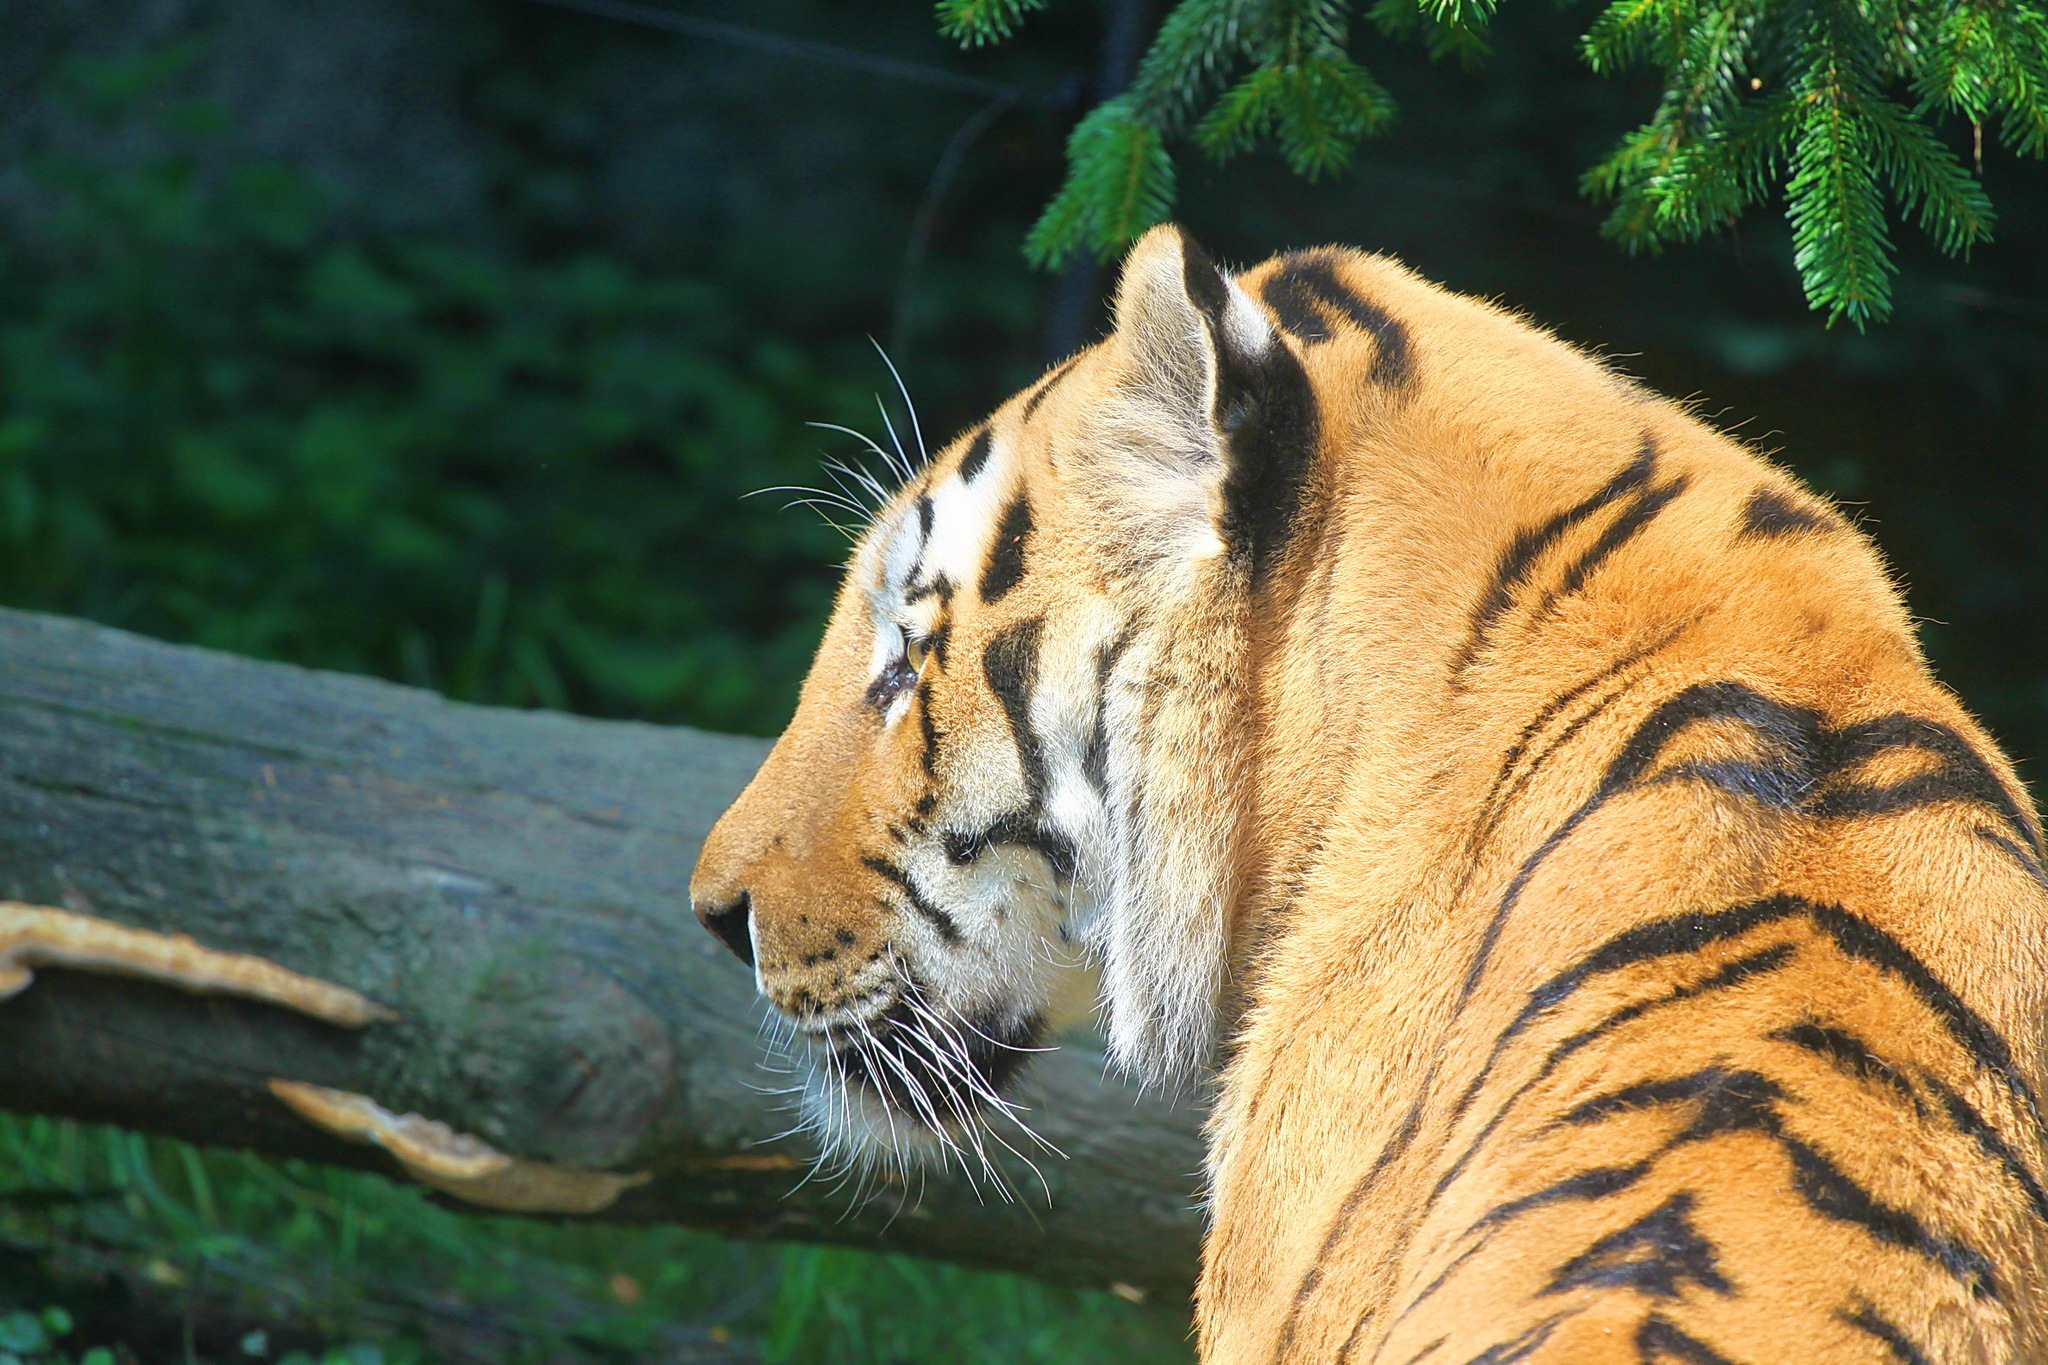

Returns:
270,1081,652,1214
0,901,396,1027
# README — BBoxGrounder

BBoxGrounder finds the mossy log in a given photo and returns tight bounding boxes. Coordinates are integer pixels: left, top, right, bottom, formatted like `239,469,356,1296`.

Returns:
0,608,1203,1300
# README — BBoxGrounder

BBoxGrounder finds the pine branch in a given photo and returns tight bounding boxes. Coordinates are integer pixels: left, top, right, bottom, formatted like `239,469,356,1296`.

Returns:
1024,96,1178,267
1785,0,1897,321
964,0,2048,321
936,0,1051,47
1196,54,1396,175
1129,0,1268,127
1865,96,1995,251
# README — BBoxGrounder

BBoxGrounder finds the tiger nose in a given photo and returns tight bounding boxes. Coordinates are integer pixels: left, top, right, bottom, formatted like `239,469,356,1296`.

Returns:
694,890,756,968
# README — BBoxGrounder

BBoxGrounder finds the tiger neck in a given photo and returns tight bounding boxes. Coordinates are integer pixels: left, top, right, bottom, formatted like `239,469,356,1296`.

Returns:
1224,380,1920,977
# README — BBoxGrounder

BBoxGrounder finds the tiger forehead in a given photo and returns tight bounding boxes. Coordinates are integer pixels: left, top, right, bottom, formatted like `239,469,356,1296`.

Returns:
870,427,1031,608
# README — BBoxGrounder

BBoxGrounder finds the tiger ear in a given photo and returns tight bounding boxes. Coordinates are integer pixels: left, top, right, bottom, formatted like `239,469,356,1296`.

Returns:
1091,225,1312,584
1083,226,1298,1086
1107,224,1279,483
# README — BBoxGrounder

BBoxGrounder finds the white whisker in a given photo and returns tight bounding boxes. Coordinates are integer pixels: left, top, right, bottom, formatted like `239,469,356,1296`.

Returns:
870,338,928,470
874,394,913,484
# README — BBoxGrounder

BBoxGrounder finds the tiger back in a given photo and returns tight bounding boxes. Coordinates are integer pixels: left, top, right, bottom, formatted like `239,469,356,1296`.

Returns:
690,224,2048,1363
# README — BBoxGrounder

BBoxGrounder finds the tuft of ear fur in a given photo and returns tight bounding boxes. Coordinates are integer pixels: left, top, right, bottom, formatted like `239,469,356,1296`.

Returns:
1108,225,1278,482
1081,225,1308,1087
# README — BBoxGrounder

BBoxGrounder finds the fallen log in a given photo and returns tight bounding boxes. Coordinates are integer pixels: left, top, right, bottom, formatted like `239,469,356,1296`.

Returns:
0,608,1204,1300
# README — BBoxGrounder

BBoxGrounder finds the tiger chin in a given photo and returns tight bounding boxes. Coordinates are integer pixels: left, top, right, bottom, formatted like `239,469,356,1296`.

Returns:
693,225,2048,1362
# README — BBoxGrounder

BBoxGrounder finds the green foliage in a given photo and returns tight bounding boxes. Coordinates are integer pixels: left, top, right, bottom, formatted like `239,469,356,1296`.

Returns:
0,54,879,737
962,0,2048,320
1195,54,1396,178
0,1112,1190,1365
1025,96,1178,265
1578,0,2023,321
0,1305,112,1365
936,0,1053,45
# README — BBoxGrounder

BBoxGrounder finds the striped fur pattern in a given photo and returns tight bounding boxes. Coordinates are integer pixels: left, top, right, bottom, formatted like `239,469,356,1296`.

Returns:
690,225,2048,1360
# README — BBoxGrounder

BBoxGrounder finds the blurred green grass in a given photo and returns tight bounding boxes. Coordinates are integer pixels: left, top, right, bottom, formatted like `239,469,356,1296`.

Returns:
0,1113,1194,1363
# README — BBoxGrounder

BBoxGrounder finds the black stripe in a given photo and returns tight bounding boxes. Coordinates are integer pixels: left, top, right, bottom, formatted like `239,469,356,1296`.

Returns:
1401,1074,1760,1319
901,493,937,588
1468,676,1644,858
1784,1132,2000,1297
982,617,1047,808
1473,1158,1653,1231
941,813,1077,881
1458,1311,1577,1365
1549,1062,2002,1300
1395,1336,1445,1365
1504,893,2040,1132
1559,1066,1785,1133
1541,1191,1732,1300
1425,945,1798,1236
1739,485,1835,539
1771,1021,1923,1112
1458,680,2040,1014
1807,713,2040,845
1426,893,2042,1296
979,494,1032,602
916,686,940,776
1335,1310,1378,1363
1083,625,1137,796
1839,1304,1932,1365
1920,1071,2048,1223
1448,439,1657,686
1527,466,1691,619
1461,1054,2001,1298
1020,357,1079,423
860,854,961,944
1808,903,2042,1135
1634,1315,1734,1365
1473,628,1683,843
1261,271,1332,343
1464,628,1688,879
1977,825,2048,891
958,426,994,480
905,572,954,606
1261,252,1413,388
1271,1103,1425,1365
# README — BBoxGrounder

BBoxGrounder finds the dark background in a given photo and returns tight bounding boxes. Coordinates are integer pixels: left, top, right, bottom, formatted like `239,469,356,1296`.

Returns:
0,1,2039,1360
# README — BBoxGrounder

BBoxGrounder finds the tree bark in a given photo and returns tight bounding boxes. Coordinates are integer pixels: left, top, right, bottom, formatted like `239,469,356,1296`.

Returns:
0,607,1204,1300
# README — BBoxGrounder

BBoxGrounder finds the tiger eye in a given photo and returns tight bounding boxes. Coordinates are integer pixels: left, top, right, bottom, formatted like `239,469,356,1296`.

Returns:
904,636,930,672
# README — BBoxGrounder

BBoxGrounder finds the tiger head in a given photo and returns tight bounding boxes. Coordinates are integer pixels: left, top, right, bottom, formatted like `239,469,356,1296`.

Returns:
690,225,1324,1163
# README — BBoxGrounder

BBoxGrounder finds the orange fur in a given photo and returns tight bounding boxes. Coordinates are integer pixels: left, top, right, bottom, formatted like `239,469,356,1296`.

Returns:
693,227,2048,1361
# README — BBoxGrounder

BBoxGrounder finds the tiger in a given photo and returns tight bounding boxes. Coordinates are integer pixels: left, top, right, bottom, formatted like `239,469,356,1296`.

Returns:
688,223,2048,1362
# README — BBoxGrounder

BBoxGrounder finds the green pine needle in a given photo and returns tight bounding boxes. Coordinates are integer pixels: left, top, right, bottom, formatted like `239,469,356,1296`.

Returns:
1196,56,1395,176
937,0,1050,47
974,0,2048,320
1025,97,1179,268
1131,0,1267,126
